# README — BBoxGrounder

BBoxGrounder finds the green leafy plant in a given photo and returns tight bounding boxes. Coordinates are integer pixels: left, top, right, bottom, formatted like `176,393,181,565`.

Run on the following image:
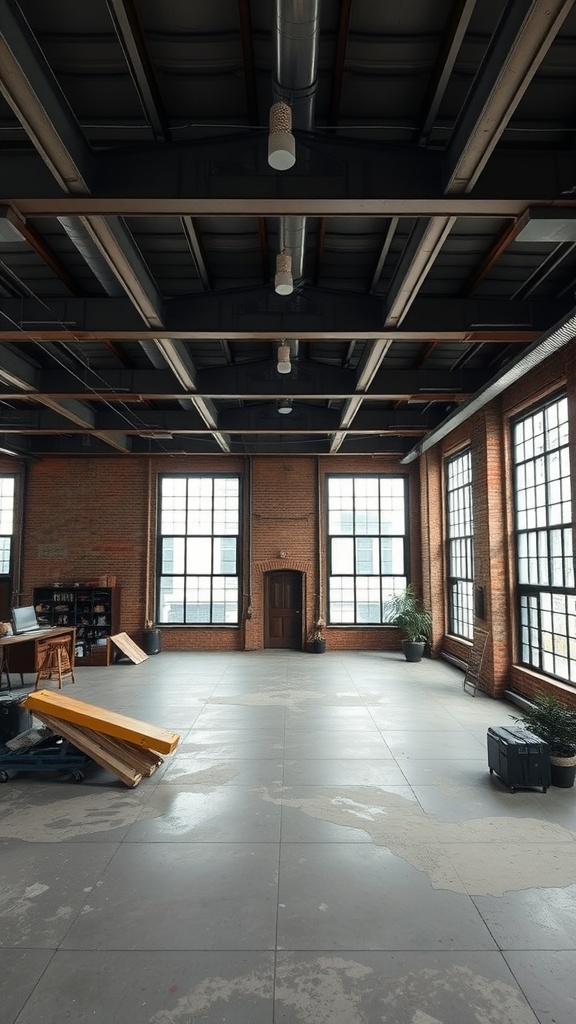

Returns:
515,692,576,758
384,584,432,644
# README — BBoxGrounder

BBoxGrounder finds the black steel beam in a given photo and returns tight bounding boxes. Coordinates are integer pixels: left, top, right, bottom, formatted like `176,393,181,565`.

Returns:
418,0,478,145
444,0,575,193
0,291,564,340
2,138,576,207
105,0,170,143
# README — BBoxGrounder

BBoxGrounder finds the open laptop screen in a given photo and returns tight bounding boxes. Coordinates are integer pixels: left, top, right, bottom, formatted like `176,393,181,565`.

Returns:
11,605,40,633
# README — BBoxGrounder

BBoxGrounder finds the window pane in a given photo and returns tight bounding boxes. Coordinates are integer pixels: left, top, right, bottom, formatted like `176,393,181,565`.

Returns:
446,449,474,640
331,537,354,574
0,537,10,574
158,475,240,624
159,577,184,623
327,476,407,624
513,395,574,684
186,537,212,574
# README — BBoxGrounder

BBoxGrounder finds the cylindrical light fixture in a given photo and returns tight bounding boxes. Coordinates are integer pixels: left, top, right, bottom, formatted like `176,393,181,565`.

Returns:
274,250,293,295
277,398,293,415
268,101,296,171
277,343,292,374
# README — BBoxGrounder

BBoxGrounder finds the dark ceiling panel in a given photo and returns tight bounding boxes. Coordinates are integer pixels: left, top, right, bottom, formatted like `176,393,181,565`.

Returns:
0,0,574,455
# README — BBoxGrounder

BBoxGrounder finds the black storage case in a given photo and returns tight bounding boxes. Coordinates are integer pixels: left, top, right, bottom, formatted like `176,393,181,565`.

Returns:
487,725,550,792
0,694,32,744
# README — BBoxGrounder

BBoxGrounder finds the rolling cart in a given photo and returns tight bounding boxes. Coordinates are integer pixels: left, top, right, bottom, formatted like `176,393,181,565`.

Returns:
0,731,94,783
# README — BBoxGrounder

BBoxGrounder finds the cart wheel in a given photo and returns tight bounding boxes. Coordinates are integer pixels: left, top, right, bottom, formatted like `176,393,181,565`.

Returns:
72,770,84,783
510,786,515,793
0,770,9,783
542,787,547,794
489,767,493,774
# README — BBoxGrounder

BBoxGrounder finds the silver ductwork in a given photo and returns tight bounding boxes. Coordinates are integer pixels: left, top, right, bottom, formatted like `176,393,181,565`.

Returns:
58,217,125,297
273,0,320,286
273,0,320,130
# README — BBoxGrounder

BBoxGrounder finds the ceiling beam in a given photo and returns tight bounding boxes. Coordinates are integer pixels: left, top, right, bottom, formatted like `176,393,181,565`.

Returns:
4,390,471,404
0,291,561,339
460,218,522,294
0,1,91,193
369,217,398,294
105,0,170,143
16,218,82,295
418,0,478,145
384,217,456,327
444,0,576,193
0,344,131,452
8,197,572,220
0,0,224,449
181,216,212,290
328,0,353,126
78,215,164,328
3,141,576,207
237,0,259,125
330,0,575,449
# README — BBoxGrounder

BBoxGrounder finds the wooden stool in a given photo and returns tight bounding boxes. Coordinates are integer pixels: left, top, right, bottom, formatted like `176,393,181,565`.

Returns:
35,639,76,689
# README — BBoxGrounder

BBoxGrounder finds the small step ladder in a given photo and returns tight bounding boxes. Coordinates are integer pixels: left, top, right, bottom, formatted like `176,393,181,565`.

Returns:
463,628,489,697
35,639,76,689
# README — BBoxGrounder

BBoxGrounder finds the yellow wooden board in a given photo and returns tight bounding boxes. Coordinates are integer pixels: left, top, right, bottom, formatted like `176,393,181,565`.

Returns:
23,689,180,754
109,632,148,664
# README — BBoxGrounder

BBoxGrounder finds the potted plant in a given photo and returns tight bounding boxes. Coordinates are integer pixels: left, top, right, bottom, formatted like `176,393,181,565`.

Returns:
311,618,326,654
384,584,432,663
515,692,576,788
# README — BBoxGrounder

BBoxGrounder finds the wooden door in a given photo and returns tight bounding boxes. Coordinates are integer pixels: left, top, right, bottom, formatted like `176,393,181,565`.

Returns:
265,571,302,649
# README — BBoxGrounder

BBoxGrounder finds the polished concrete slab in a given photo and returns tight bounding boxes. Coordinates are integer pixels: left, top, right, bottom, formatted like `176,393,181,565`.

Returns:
0,650,574,1023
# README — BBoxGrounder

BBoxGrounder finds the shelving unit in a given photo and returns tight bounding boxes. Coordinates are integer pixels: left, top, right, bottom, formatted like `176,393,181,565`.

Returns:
33,586,121,665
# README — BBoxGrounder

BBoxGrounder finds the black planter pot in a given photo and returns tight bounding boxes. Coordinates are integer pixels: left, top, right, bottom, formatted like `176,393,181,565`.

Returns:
402,640,425,663
142,628,161,655
550,757,576,788
312,638,326,654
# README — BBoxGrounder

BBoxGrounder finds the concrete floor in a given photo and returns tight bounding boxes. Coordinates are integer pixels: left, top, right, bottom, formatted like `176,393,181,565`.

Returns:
1,650,576,1024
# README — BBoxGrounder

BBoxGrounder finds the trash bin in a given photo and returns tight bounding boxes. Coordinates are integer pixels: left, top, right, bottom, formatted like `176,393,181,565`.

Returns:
142,629,161,655
0,694,33,743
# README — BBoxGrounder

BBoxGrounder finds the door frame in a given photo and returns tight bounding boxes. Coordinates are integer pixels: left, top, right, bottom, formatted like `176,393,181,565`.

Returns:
263,569,305,650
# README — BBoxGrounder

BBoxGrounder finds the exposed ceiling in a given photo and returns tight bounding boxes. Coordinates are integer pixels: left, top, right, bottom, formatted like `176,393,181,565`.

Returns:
0,0,576,458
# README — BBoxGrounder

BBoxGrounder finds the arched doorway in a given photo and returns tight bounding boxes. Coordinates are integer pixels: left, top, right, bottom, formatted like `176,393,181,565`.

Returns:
264,570,303,649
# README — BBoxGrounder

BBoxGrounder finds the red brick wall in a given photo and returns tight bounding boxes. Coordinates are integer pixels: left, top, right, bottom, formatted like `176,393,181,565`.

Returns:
19,452,420,654
422,341,576,704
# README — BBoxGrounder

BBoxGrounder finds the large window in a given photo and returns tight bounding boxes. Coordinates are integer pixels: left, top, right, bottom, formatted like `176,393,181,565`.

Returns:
327,475,408,624
157,475,240,625
446,449,474,640
0,475,15,575
513,395,575,683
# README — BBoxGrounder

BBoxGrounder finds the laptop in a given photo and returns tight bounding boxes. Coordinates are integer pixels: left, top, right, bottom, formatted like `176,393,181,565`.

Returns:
11,605,49,635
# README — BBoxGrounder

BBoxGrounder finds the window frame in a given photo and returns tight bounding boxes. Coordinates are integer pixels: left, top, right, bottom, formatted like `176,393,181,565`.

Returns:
0,474,16,577
156,473,242,626
511,392,575,685
326,474,410,626
445,448,474,640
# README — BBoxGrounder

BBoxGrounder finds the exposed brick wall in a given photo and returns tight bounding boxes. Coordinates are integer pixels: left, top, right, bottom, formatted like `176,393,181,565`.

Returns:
19,452,420,655
422,340,576,703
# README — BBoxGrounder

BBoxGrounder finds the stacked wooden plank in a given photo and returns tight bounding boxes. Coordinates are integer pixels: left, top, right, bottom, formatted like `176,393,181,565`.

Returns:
22,690,180,788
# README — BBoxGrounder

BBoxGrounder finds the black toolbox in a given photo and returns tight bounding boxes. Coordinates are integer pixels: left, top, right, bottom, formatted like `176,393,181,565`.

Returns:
0,693,33,744
487,725,550,792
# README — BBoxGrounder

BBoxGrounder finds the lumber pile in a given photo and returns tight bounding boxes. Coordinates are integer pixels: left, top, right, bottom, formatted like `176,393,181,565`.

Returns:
22,690,180,788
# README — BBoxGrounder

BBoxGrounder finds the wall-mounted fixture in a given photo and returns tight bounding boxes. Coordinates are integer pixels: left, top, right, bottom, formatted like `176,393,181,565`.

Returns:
274,250,293,295
268,101,295,170
276,344,292,375
277,398,293,415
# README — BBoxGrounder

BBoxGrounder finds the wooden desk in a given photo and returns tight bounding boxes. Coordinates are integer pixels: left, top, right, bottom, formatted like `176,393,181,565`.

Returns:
0,627,76,688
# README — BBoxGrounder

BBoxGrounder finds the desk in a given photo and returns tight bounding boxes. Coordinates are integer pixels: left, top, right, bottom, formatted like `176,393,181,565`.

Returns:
0,628,76,689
